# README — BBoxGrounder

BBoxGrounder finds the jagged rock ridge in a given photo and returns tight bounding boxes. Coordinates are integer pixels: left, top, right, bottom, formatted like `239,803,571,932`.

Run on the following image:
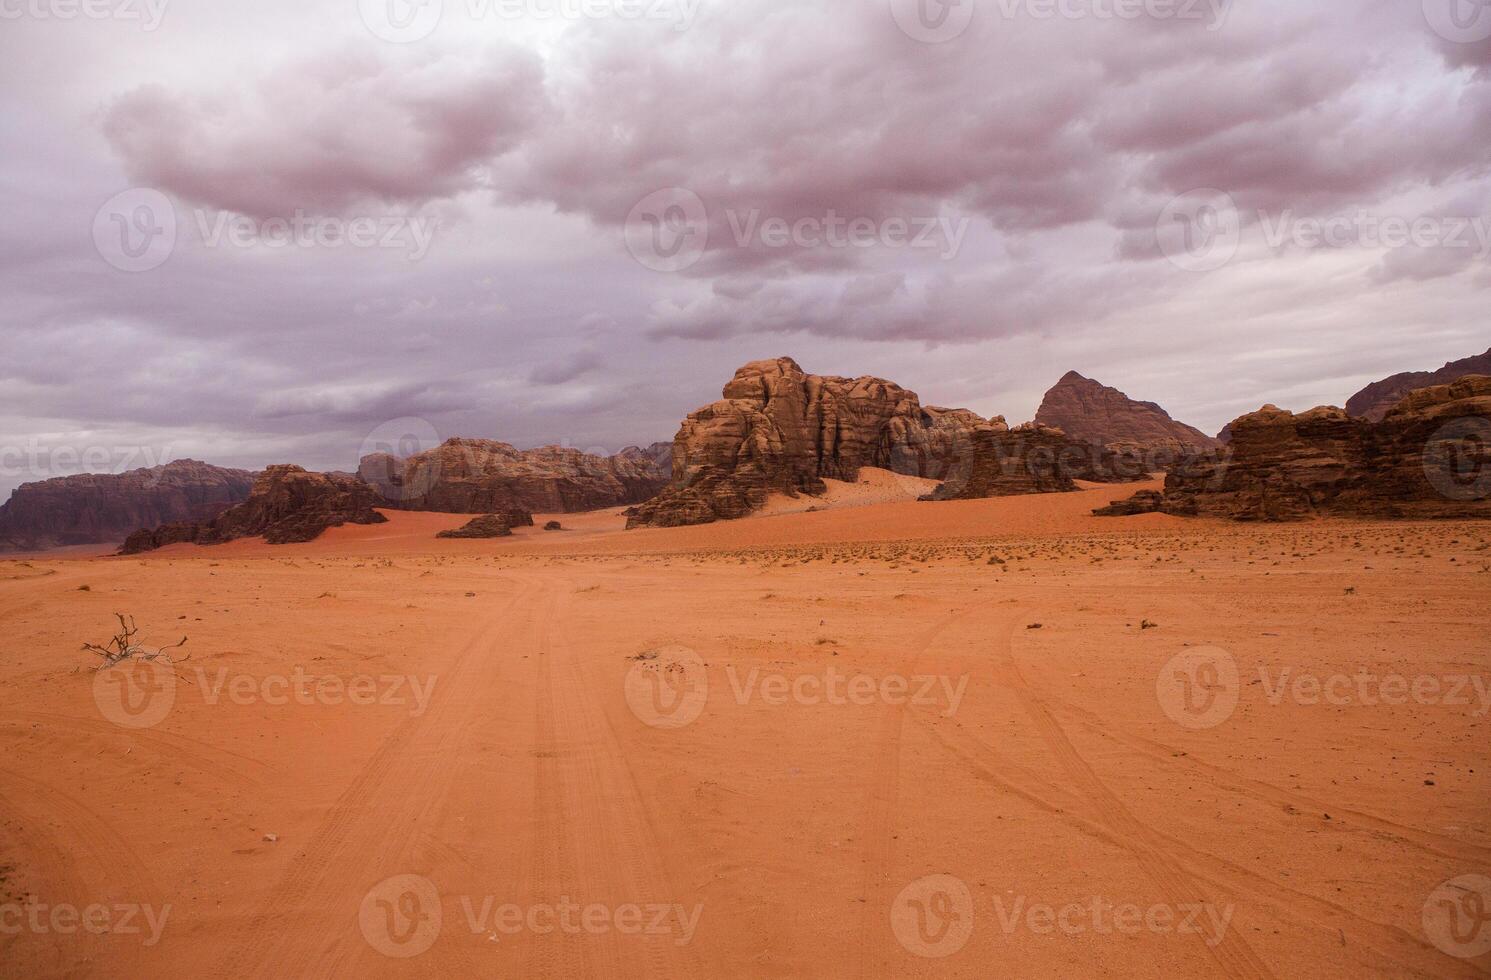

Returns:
1346,347,1491,421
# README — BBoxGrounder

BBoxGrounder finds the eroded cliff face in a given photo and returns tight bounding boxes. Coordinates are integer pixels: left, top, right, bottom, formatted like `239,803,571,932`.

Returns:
1034,371,1219,453
120,465,387,552
925,422,1149,501
0,460,255,552
624,357,1148,528
624,358,991,527
1095,376,1491,521
358,439,671,515
1346,347,1491,421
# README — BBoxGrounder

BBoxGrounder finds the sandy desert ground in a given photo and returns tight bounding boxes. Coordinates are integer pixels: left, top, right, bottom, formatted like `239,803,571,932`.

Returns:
1,478,1488,978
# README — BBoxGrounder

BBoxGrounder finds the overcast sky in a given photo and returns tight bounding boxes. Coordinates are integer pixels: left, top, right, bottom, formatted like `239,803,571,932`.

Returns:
1,0,1488,496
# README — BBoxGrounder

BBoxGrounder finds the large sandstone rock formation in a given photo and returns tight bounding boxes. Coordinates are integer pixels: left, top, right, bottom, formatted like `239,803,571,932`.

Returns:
925,422,1145,500
358,439,671,515
625,358,989,528
0,460,255,552
1095,376,1491,521
1035,371,1219,454
626,357,1142,528
120,465,388,552
1346,347,1491,421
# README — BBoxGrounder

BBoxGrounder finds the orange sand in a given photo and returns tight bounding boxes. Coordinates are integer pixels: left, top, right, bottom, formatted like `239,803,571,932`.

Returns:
1,487,1488,978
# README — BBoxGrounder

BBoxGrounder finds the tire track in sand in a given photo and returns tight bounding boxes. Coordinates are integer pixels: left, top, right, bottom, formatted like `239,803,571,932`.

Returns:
523,581,702,979
212,579,538,978
851,604,998,977
989,616,1276,980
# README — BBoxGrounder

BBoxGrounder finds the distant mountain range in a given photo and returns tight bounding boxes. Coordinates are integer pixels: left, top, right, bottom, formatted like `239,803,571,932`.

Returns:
0,460,255,552
1,346,1487,550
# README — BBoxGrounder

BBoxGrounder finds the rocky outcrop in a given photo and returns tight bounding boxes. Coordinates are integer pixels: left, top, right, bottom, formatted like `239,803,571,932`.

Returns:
358,439,670,515
1095,376,1491,521
1346,347,1491,421
627,357,1158,528
924,422,1147,501
1035,371,1219,455
0,460,255,552
1092,489,1165,517
436,514,516,539
626,358,992,528
120,465,388,552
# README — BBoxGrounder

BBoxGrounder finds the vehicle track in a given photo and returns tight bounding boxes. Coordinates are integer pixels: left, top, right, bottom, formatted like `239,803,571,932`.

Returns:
212,579,538,977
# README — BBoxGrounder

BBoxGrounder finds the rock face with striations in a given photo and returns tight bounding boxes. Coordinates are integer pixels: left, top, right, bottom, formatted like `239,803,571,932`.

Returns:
1346,347,1491,421
625,358,991,528
120,465,388,552
358,440,671,515
625,357,1145,528
1095,376,1491,521
0,460,255,552
1035,371,1219,454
